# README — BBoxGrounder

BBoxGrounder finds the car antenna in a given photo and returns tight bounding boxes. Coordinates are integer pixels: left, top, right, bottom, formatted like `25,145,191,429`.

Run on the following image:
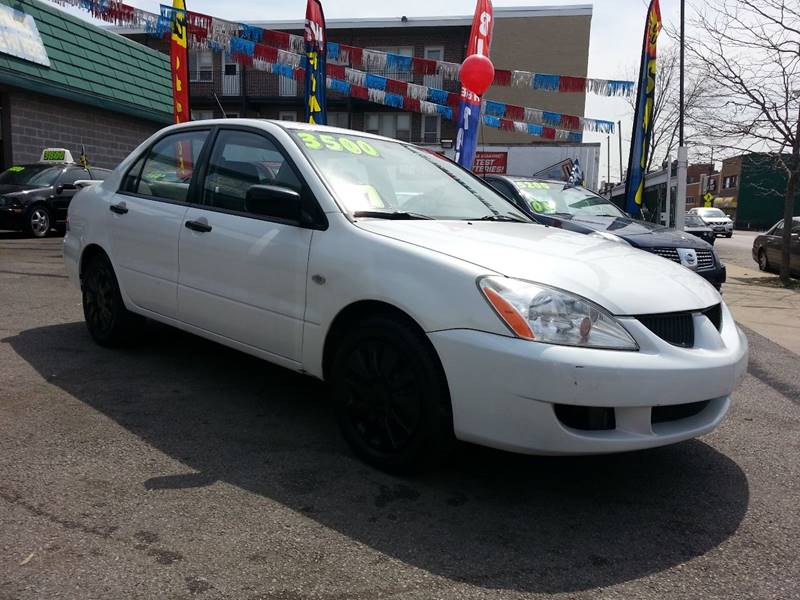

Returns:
212,92,228,118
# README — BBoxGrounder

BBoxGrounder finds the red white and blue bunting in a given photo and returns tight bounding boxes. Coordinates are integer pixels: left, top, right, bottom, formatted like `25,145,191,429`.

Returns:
50,0,634,98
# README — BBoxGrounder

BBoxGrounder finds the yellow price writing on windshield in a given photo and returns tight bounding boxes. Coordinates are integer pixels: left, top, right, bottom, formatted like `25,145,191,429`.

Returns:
517,181,550,190
296,132,380,157
9,166,25,172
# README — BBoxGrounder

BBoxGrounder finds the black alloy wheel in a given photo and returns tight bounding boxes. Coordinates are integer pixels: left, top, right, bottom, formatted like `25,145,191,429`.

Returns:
27,206,51,238
82,252,139,347
331,316,454,472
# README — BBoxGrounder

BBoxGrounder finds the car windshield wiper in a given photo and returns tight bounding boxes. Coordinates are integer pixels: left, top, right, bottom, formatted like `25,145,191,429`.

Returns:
352,210,433,220
474,214,529,222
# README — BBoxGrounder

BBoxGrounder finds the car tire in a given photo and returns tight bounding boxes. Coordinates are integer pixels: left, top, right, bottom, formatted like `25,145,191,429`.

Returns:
758,249,770,272
81,252,140,347
726,233,733,238
330,315,454,473
25,205,51,238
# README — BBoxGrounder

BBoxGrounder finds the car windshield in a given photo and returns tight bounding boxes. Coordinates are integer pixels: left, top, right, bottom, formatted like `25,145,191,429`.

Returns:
0,165,62,187
289,129,530,221
697,208,726,218
685,215,706,227
510,180,627,218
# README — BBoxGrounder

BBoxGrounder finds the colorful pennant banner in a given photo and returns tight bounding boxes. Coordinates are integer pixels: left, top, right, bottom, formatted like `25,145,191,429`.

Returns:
49,0,634,98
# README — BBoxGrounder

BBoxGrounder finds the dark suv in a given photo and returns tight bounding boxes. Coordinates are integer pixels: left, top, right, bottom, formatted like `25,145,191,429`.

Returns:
0,163,110,237
486,175,727,290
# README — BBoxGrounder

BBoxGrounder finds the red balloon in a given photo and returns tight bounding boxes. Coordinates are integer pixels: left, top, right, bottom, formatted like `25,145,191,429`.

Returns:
460,54,495,96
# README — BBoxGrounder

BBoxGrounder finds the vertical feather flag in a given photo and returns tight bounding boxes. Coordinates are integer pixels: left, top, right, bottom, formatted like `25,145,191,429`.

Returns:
454,0,493,170
170,0,190,124
304,0,327,124
625,0,662,217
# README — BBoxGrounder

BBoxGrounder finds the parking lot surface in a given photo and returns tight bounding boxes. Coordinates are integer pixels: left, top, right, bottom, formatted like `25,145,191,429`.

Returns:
1,233,799,600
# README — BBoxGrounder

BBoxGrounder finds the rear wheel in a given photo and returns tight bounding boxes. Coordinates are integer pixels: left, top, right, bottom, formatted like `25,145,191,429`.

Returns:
26,206,51,238
758,248,770,272
330,315,454,473
82,252,139,347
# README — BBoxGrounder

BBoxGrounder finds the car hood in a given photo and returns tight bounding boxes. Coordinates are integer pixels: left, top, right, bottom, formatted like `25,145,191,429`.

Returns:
554,215,711,249
357,220,720,316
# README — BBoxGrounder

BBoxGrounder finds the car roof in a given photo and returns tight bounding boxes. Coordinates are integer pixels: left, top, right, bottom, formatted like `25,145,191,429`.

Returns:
163,118,399,145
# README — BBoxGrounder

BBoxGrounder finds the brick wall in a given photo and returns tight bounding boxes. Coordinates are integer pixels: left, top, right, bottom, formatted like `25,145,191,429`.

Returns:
8,90,165,170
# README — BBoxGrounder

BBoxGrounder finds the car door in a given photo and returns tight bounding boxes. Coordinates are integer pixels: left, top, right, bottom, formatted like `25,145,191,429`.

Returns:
109,128,210,319
766,222,784,266
51,167,88,224
177,127,316,363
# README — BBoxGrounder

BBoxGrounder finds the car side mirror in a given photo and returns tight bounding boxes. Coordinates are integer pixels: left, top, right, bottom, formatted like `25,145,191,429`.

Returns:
56,183,77,195
245,184,302,223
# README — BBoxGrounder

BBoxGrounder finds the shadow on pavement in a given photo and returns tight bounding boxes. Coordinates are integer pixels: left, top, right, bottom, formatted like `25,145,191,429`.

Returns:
4,321,750,593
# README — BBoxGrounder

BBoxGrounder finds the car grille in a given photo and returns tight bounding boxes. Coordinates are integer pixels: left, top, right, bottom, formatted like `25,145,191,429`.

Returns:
648,247,716,272
636,304,723,348
652,400,711,424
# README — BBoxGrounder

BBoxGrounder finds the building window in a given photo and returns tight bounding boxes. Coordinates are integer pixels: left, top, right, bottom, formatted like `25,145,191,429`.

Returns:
422,115,441,144
189,49,213,82
327,112,350,128
278,111,297,121
191,109,214,121
723,175,738,189
423,46,445,88
365,112,411,141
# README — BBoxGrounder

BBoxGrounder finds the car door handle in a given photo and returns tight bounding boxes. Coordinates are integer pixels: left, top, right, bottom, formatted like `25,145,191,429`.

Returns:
185,219,212,233
109,202,128,215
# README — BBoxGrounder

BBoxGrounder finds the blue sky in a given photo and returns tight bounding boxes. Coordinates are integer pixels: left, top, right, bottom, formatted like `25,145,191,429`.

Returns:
66,0,686,182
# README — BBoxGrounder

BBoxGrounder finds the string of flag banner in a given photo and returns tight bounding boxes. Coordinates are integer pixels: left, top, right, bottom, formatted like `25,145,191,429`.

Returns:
230,36,615,134
239,54,585,142
50,0,635,98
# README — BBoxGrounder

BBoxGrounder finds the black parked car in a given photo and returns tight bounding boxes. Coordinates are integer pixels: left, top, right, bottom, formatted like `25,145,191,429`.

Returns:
752,217,800,275
684,213,716,245
0,162,110,237
485,175,727,290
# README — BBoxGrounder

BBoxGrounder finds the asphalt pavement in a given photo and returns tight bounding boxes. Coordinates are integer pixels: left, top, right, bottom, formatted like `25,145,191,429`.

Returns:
715,231,760,271
1,232,799,600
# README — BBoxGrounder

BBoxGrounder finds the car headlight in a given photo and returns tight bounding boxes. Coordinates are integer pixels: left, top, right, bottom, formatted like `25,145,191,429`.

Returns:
479,277,638,350
588,231,631,246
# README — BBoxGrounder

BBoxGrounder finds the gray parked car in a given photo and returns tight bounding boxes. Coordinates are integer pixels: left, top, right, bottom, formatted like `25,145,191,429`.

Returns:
752,217,800,275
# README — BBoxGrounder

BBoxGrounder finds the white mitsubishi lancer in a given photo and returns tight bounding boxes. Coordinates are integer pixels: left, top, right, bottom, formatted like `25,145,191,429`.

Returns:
64,120,748,472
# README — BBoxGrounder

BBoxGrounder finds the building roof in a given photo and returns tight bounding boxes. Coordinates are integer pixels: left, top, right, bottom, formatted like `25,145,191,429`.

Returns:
249,5,593,30
0,0,172,124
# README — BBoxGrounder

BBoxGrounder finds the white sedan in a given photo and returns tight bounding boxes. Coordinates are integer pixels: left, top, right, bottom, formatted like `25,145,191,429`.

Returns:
64,120,748,472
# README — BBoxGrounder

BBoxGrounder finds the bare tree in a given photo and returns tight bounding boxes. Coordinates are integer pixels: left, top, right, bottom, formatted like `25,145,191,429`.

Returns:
685,0,800,285
627,46,704,172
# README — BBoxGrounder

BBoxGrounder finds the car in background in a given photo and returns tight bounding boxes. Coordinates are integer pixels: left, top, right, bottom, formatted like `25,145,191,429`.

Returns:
0,149,111,237
484,175,727,290
63,119,748,471
752,217,800,275
688,207,734,237
684,213,716,245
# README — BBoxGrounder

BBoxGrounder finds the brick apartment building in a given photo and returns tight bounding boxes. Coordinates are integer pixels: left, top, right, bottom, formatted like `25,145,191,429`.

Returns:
0,0,171,171
124,5,591,146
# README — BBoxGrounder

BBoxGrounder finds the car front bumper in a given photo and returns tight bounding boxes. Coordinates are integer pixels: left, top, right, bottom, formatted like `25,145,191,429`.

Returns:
0,207,25,231
711,223,734,235
429,302,748,455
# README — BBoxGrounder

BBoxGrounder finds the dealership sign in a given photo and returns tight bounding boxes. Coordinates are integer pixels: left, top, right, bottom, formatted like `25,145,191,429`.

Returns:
0,4,50,68
473,151,508,175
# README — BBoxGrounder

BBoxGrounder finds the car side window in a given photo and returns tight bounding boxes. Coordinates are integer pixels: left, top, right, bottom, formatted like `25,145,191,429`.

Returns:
203,129,302,214
136,130,209,202
59,168,89,186
774,223,784,236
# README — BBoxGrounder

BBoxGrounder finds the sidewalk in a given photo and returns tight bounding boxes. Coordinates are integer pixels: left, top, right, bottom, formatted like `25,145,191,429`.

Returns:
723,264,800,356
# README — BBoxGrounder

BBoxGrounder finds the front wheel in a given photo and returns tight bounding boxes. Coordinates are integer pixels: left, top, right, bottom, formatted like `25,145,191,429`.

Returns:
26,206,51,238
82,252,140,347
330,315,454,473
758,249,770,272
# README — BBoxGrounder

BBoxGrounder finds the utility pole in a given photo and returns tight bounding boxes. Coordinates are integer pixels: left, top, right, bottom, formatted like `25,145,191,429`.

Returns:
618,120,623,183
607,135,611,190
675,0,688,231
